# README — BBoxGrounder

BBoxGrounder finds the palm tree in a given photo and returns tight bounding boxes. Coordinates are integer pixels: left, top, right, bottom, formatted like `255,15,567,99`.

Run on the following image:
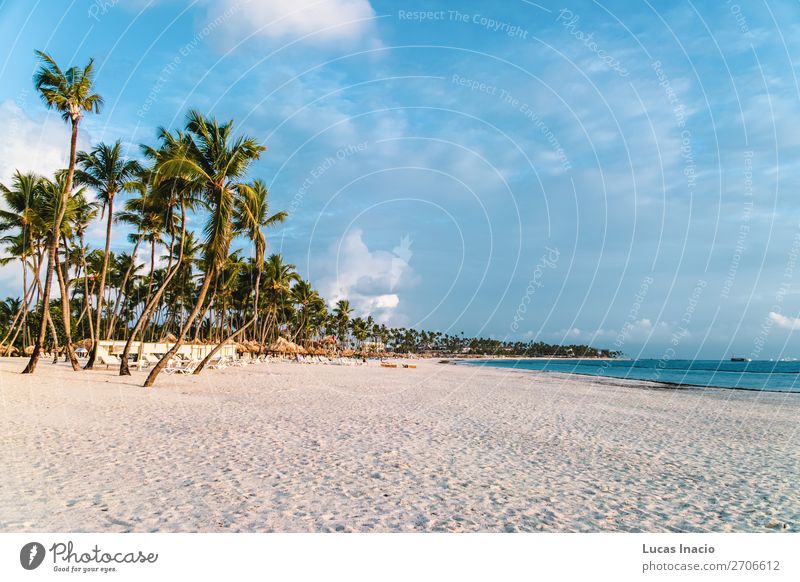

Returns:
194,180,286,373
143,110,264,387
0,172,45,351
157,230,202,337
119,134,194,375
0,297,21,333
38,173,89,368
69,192,99,346
350,316,368,349
333,299,352,350
106,176,167,338
75,141,140,368
23,50,102,374
291,279,324,342
260,253,299,345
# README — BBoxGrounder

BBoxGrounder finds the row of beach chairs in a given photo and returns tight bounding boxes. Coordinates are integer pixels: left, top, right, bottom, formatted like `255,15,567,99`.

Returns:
77,351,415,372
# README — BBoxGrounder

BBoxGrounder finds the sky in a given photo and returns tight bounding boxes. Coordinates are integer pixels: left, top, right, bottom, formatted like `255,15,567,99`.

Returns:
1,0,799,359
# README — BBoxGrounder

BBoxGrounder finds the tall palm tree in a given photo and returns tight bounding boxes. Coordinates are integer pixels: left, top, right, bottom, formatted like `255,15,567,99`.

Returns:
38,174,88,368
194,180,286,373
75,141,140,368
23,50,102,374
143,110,264,387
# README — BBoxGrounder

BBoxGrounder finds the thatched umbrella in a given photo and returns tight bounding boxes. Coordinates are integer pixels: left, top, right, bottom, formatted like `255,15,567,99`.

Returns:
0,344,18,356
269,336,306,354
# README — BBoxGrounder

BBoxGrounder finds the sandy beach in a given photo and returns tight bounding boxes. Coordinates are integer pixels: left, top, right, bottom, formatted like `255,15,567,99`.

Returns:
0,357,797,533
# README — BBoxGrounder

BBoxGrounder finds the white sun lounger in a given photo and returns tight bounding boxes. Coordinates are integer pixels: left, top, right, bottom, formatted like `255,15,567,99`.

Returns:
165,358,200,375
98,354,121,369
208,356,228,370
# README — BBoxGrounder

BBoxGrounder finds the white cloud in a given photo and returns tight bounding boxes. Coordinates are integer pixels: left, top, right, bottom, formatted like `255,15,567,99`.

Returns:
0,99,88,186
212,0,379,45
0,100,95,296
768,311,800,330
319,228,415,323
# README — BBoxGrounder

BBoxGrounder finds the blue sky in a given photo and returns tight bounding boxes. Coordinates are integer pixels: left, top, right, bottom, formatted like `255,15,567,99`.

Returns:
1,0,800,358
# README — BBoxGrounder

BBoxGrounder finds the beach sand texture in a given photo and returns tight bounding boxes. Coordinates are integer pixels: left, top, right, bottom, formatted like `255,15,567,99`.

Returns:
1,357,797,532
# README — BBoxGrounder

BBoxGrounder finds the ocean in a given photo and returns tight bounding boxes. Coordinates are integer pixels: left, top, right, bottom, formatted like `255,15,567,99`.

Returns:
459,358,800,393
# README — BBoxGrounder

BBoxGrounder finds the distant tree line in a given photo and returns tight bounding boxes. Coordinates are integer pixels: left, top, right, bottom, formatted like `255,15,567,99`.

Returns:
372,329,619,358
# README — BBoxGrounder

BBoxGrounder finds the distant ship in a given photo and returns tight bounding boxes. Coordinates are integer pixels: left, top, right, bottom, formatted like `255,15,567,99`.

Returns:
730,356,751,362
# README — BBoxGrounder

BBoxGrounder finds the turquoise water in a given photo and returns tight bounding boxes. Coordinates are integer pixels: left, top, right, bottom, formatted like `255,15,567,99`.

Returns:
460,359,800,393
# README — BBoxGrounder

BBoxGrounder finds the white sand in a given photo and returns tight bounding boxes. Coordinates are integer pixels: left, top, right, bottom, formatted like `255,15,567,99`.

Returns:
0,357,797,532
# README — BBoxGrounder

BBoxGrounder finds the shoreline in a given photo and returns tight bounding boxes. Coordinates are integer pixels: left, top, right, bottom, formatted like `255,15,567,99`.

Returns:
1,357,797,532
450,358,800,395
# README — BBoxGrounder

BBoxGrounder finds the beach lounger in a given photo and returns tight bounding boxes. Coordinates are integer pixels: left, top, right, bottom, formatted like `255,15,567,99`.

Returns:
170,358,200,375
208,356,227,370
165,357,194,374
98,354,121,369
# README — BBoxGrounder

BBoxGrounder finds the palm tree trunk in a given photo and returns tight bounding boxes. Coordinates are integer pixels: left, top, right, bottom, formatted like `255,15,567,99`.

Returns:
45,307,59,359
22,238,56,373
54,235,80,370
143,268,214,387
78,232,94,343
258,314,270,354
162,309,177,339
105,234,142,340
21,254,30,347
85,196,114,368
